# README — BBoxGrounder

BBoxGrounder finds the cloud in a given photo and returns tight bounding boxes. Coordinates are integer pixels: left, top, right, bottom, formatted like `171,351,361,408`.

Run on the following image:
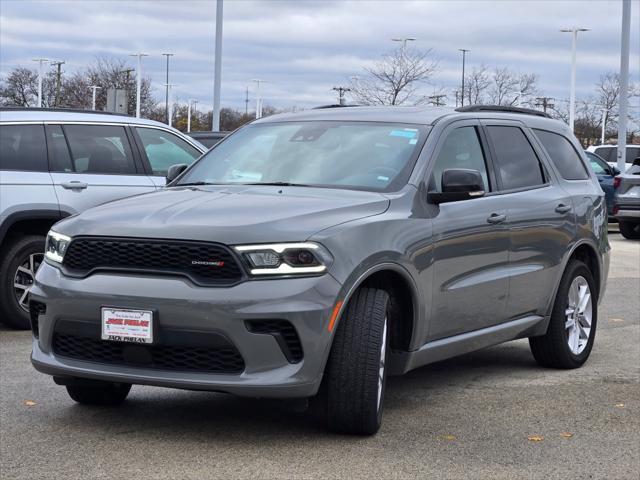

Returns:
1,0,638,111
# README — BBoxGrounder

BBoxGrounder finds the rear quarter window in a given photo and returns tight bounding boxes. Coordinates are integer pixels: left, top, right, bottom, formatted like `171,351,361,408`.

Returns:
0,124,48,172
534,129,589,180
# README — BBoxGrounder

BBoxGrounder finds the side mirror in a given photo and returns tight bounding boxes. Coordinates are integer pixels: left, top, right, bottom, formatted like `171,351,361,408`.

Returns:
166,164,188,184
633,157,640,166
611,166,621,176
428,168,485,204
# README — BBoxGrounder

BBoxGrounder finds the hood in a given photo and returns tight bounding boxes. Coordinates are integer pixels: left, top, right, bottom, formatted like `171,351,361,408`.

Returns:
57,185,390,244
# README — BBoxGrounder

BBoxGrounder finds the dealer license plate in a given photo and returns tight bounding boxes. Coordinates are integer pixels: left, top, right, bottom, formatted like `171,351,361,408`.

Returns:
101,308,153,344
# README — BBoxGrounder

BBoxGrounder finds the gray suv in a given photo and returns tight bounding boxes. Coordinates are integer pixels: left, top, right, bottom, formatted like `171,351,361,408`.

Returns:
29,105,609,435
0,108,206,329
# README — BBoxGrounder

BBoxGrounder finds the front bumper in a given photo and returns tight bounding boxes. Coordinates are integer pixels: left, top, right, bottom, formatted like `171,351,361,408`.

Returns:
30,262,342,398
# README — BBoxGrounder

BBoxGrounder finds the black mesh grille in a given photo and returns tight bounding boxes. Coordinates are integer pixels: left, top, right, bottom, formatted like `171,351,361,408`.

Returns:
53,332,245,374
29,300,46,338
62,237,244,286
246,319,303,363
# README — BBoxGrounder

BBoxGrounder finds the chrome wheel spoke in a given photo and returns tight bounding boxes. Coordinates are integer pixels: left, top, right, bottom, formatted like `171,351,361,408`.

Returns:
13,252,44,313
377,318,388,412
565,276,592,355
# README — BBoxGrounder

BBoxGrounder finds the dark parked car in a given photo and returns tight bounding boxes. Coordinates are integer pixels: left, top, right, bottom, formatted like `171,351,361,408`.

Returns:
30,105,609,435
613,157,640,239
187,131,228,149
585,151,619,216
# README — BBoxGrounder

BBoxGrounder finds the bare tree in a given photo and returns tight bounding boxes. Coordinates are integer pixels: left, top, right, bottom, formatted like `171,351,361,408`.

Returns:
350,47,438,106
0,67,39,106
463,65,490,105
487,67,538,106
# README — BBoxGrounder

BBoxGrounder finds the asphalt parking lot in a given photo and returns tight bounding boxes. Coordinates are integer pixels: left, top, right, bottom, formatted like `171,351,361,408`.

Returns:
1,229,638,480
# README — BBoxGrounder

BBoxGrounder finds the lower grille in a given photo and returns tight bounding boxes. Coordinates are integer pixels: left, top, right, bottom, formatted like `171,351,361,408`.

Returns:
29,300,46,338
52,321,245,374
246,319,303,363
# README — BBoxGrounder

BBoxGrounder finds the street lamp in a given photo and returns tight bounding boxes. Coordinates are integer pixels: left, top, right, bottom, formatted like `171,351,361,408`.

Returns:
458,49,470,107
560,27,589,132
32,58,49,107
164,83,176,127
162,53,174,125
212,0,224,131
129,53,149,118
391,38,416,51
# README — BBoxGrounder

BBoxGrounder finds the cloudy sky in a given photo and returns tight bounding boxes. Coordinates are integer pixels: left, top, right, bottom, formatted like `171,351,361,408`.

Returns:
0,0,638,111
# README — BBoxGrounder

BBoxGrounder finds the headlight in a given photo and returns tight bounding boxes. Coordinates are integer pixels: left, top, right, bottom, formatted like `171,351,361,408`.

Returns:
233,242,333,276
45,231,71,263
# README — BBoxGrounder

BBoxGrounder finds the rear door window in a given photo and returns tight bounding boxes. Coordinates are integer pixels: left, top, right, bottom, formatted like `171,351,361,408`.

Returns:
486,126,545,190
533,129,589,180
0,124,47,171
134,127,202,175
63,125,136,174
46,125,74,172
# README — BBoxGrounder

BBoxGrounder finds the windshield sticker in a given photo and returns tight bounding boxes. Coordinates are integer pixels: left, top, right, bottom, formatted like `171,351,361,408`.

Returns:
389,130,417,139
409,138,418,145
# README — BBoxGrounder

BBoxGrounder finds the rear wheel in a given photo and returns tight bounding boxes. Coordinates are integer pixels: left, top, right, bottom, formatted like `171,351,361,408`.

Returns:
323,287,390,435
529,260,597,369
66,380,131,406
0,235,45,329
619,221,640,240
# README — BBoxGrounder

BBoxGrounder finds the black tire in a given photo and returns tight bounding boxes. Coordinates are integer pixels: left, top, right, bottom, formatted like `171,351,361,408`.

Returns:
0,235,45,329
324,287,390,435
529,260,597,369
619,221,640,240
66,381,132,405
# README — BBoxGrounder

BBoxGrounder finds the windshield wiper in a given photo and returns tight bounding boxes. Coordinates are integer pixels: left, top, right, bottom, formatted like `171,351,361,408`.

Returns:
175,181,220,186
240,182,314,187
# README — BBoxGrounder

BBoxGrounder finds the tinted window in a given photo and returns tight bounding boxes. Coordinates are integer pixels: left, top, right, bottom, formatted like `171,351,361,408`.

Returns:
0,125,47,171
534,129,589,180
585,153,608,175
594,147,613,163
627,147,640,164
136,127,201,175
46,125,73,172
64,125,136,174
431,126,489,192
486,126,544,190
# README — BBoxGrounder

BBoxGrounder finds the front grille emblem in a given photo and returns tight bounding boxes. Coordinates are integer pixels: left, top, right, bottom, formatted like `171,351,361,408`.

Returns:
191,260,225,267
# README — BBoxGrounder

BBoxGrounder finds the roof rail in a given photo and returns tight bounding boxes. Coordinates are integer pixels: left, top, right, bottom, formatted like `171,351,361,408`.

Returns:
455,105,551,118
312,104,362,109
0,107,130,116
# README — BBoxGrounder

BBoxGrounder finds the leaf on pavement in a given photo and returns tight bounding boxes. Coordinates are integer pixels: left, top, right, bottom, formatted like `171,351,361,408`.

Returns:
527,435,544,442
442,434,456,441
609,318,624,323
24,400,36,406
560,432,573,438
615,403,625,408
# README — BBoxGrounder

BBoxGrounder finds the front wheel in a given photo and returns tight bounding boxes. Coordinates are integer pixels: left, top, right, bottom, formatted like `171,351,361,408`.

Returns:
619,221,640,240
529,260,597,369
323,287,390,435
0,235,45,329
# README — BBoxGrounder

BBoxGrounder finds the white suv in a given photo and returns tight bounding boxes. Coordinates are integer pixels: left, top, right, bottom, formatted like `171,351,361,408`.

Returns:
586,144,640,170
0,108,207,329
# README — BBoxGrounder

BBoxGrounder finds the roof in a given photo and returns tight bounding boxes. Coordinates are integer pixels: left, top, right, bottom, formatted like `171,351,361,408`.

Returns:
0,107,169,128
254,105,564,129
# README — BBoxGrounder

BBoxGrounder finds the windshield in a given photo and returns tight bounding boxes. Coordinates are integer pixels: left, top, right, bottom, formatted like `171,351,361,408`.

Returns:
176,121,429,191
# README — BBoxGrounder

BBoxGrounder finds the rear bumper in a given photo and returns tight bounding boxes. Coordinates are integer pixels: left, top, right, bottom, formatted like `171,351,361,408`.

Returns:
30,262,343,398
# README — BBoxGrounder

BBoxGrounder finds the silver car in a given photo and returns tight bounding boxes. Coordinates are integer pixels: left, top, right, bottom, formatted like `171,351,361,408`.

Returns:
614,157,640,239
0,108,207,329
30,105,609,435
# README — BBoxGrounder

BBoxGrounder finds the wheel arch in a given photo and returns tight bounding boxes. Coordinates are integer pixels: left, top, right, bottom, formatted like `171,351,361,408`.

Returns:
0,209,70,251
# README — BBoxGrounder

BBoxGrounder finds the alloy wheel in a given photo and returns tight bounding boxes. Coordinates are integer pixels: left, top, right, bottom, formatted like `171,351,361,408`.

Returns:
13,253,43,313
565,275,592,355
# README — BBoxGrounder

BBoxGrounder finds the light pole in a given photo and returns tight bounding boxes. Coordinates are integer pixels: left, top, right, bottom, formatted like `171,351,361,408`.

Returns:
616,0,631,172
187,99,193,133
88,85,101,110
458,49,469,107
332,86,351,106
601,109,607,145
50,61,65,107
162,53,174,125
164,84,176,127
212,0,224,131
129,53,148,118
252,79,264,119
32,58,49,107
560,27,589,132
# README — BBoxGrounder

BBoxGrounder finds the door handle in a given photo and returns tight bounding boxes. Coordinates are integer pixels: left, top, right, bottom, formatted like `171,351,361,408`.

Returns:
487,213,506,224
555,204,572,214
61,181,88,190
